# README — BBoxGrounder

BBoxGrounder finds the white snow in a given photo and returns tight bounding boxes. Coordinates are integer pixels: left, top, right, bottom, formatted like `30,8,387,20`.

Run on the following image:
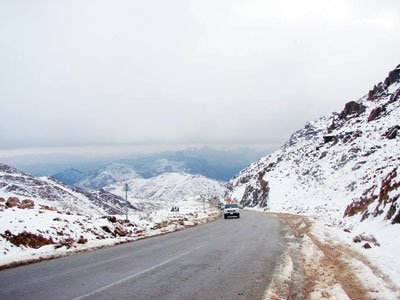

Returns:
106,172,225,210
0,164,224,268
227,68,400,296
77,163,141,189
0,195,220,268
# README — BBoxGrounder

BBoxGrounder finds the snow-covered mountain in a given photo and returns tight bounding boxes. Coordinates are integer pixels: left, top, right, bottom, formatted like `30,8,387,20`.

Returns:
106,172,225,210
226,65,400,224
0,163,136,215
76,163,141,189
52,168,86,185
137,159,187,178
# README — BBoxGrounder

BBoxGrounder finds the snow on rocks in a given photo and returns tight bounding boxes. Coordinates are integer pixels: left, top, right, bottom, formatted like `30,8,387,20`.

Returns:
0,194,220,269
227,65,400,294
0,163,136,216
106,172,225,211
76,163,142,189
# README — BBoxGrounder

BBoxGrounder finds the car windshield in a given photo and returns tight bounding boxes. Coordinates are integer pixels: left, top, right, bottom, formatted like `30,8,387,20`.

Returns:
225,204,238,208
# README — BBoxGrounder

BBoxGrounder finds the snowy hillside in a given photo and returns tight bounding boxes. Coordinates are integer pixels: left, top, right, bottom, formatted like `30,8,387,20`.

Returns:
227,65,400,221
0,192,220,269
52,168,86,185
226,65,400,284
106,172,225,210
0,163,221,268
137,159,187,178
76,163,141,189
0,163,135,215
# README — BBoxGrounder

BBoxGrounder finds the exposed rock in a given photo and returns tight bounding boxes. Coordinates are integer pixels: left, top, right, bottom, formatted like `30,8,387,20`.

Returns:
392,210,400,224
39,205,58,212
319,151,328,159
104,216,117,223
367,82,387,101
345,185,377,218
323,135,336,143
362,243,371,249
384,125,399,139
345,168,400,224
241,171,270,208
6,197,20,208
114,223,128,236
1,230,54,249
20,199,34,209
384,68,400,87
0,197,5,202
77,237,88,244
100,225,113,234
389,88,400,103
58,237,74,249
367,106,385,122
340,101,366,118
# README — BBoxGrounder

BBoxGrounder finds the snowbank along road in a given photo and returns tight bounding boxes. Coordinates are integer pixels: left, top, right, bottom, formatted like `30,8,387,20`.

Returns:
0,210,284,300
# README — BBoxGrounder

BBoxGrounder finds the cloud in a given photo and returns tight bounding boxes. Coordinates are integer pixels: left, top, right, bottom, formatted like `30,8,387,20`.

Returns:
0,0,399,154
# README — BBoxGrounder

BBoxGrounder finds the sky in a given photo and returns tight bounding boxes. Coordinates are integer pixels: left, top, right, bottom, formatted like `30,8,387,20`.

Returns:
1,0,400,159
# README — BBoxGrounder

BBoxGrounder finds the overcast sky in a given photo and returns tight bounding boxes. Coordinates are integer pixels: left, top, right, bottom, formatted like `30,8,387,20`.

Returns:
1,0,399,158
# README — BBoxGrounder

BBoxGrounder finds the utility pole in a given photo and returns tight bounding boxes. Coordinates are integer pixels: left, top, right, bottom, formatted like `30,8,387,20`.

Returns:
122,183,130,222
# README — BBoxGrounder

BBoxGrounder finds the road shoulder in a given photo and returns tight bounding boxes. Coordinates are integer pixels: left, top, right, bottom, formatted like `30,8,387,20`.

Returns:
263,213,400,300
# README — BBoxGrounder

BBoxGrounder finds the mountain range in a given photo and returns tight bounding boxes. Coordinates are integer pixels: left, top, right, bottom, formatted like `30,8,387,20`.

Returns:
0,161,225,215
49,147,267,187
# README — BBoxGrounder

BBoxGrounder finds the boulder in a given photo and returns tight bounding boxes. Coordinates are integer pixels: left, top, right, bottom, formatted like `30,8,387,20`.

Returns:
6,197,20,208
384,68,400,86
20,199,35,209
367,106,384,122
340,101,366,117
362,243,371,249
323,135,336,143
384,125,399,139
77,237,88,244
114,223,128,236
100,225,113,234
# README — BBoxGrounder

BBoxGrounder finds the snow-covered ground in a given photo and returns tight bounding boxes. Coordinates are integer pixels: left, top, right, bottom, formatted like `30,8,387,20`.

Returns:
106,172,225,211
227,65,400,298
76,163,142,189
0,193,220,269
0,162,225,268
262,211,400,300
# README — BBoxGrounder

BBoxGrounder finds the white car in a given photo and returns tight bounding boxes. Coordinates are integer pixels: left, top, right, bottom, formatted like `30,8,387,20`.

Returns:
224,203,240,219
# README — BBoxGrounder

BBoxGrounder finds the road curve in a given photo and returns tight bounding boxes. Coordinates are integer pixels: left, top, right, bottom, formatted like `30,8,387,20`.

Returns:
0,210,284,300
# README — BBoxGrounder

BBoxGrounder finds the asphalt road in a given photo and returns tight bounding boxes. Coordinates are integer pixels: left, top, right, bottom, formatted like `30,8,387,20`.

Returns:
0,210,284,300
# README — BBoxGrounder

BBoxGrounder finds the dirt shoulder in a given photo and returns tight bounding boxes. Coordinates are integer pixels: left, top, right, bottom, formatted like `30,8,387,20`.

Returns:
263,213,399,300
